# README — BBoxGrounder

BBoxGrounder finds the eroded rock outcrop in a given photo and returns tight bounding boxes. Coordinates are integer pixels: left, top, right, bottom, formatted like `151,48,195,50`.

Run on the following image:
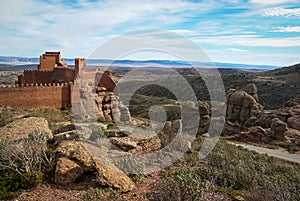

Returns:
54,140,136,192
73,85,131,123
94,87,131,122
270,118,288,141
226,91,300,144
226,84,263,126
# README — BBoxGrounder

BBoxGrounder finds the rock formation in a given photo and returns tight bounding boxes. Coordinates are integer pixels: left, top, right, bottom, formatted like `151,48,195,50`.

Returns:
270,118,288,141
226,83,263,126
225,89,300,144
74,86,131,122
94,87,131,122
54,139,136,192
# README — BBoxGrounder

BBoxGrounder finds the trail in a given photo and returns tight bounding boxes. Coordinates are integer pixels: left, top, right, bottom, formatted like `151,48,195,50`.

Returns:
229,142,300,164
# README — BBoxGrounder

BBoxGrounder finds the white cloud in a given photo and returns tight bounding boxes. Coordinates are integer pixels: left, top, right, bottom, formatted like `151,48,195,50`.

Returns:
206,48,300,66
262,7,300,17
194,34,300,48
250,0,297,5
0,0,210,57
225,48,248,52
272,26,300,32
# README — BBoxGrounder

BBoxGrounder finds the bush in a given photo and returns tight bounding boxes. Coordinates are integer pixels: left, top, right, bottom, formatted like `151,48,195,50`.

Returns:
115,157,145,182
88,124,106,141
148,140,300,200
196,141,300,200
0,131,51,174
147,167,209,201
0,131,54,199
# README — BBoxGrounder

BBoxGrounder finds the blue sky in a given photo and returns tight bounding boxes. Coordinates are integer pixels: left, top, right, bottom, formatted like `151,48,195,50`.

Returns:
0,0,299,66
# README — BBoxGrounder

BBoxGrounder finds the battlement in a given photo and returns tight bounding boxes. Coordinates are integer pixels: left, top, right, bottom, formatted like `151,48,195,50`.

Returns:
1,82,74,88
0,82,73,109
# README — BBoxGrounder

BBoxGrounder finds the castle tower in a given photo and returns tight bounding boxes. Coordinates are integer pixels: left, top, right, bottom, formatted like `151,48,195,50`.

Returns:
38,52,67,71
75,58,86,76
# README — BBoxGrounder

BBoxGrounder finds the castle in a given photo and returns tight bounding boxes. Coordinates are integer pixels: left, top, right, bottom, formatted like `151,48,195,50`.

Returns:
0,52,129,122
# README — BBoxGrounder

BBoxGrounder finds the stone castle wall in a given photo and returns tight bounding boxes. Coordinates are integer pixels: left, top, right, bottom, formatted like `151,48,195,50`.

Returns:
0,83,73,108
18,68,76,85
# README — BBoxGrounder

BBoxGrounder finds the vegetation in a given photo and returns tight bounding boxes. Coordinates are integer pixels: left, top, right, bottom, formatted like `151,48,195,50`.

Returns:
0,131,54,200
0,107,14,127
117,65,299,110
148,139,300,201
115,156,145,182
25,108,72,124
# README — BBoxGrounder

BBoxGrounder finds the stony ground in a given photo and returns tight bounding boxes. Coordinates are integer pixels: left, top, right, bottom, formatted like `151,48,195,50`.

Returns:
16,171,163,201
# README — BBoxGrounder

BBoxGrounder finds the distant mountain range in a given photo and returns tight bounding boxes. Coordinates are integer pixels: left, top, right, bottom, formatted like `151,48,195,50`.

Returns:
0,56,280,70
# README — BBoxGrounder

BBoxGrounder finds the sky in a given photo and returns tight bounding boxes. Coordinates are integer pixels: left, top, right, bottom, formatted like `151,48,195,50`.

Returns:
0,0,299,66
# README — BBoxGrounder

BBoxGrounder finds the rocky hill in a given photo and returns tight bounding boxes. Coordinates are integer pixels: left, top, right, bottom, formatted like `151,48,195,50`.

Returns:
261,63,300,76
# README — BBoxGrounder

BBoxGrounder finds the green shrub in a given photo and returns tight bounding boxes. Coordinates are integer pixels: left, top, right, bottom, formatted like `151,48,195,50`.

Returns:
0,131,54,199
196,141,300,200
147,167,208,201
0,171,43,200
149,140,300,200
115,157,145,182
88,124,106,141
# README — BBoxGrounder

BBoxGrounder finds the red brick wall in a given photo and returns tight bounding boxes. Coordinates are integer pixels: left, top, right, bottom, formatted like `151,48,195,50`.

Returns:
52,68,75,82
0,84,72,108
19,68,76,85
22,70,53,84
38,55,56,71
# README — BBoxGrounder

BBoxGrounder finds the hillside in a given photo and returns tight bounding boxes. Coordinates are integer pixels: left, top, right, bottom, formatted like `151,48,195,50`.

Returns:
261,63,300,76
121,63,300,109
0,63,299,109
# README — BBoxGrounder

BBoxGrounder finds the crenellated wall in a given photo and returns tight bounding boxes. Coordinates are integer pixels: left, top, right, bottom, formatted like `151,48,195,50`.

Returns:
17,68,76,85
0,83,73,108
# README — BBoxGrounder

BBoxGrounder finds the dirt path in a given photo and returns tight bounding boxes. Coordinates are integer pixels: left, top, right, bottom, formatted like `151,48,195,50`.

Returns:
230,142,300,164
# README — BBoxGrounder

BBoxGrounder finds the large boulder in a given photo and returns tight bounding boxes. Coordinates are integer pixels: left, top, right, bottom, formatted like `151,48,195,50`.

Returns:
287,115,300,130
248,126,268,135
226,89,262,126
55,140,95,171
95,160,136,192
243,83,258,102
55,157,83,185
0,117,53,142
222,121,242,136
109,134,161,154
271,118,288,141
54,140,136,192
226,84,263,127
